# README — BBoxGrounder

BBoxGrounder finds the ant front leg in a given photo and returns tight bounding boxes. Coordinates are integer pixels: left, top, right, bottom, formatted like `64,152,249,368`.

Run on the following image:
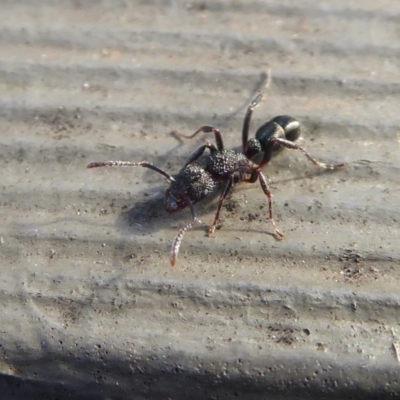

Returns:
172,125,225,151
207,177,234,237
263,138,347,170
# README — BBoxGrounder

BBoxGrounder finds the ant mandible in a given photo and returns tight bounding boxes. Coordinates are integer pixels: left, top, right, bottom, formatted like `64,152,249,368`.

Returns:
87,76,345,266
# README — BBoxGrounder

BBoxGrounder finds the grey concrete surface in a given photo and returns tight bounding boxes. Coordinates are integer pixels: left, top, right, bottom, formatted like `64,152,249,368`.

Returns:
0,1,399,399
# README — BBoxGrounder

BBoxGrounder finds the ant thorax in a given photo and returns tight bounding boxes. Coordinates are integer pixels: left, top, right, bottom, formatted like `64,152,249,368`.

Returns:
205,149,252,183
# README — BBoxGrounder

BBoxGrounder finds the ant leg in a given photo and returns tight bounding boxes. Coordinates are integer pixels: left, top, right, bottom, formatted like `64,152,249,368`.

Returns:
173,125,224,151
184,143,218,167
207,177,234,237
242,69,272,155
258,171,284,240
170,200,200,267
242,92,263,155
87,161,176,182
262,138,347,170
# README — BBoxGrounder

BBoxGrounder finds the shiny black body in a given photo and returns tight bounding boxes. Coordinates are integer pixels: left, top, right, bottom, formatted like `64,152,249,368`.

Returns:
246,115,302,160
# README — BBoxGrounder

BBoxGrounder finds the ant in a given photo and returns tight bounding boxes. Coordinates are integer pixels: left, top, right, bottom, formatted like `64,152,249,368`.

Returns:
87,82,345,267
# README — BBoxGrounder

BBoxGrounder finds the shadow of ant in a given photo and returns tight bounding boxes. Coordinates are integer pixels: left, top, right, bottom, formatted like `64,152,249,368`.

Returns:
114,184,223,237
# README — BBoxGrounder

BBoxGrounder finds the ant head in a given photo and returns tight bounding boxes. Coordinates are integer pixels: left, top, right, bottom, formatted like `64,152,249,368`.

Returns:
163,164,218,214
164,187,190,213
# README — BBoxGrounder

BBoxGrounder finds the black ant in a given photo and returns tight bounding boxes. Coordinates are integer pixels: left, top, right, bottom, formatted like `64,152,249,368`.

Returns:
87,85,345,267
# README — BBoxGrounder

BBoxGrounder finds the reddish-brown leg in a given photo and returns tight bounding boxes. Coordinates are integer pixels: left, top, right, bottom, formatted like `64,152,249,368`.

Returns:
172,125,224,151
267,138,347,170
257,170,284,240
207,177,234,237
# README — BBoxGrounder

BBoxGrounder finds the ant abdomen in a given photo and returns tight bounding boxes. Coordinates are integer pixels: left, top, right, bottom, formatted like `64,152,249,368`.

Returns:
247,115,302,160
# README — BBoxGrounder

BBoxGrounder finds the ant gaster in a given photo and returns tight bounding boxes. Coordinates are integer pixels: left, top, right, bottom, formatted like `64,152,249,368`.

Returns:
245,115,302,160
87,83,346,267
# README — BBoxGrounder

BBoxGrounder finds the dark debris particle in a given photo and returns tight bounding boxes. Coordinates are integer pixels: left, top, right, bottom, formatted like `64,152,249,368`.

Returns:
339,248,362,263
224,199,238,212
248,213,259,222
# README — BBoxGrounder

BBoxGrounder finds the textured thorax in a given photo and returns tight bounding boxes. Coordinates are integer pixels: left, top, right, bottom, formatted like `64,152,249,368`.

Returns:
206,149,253,183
